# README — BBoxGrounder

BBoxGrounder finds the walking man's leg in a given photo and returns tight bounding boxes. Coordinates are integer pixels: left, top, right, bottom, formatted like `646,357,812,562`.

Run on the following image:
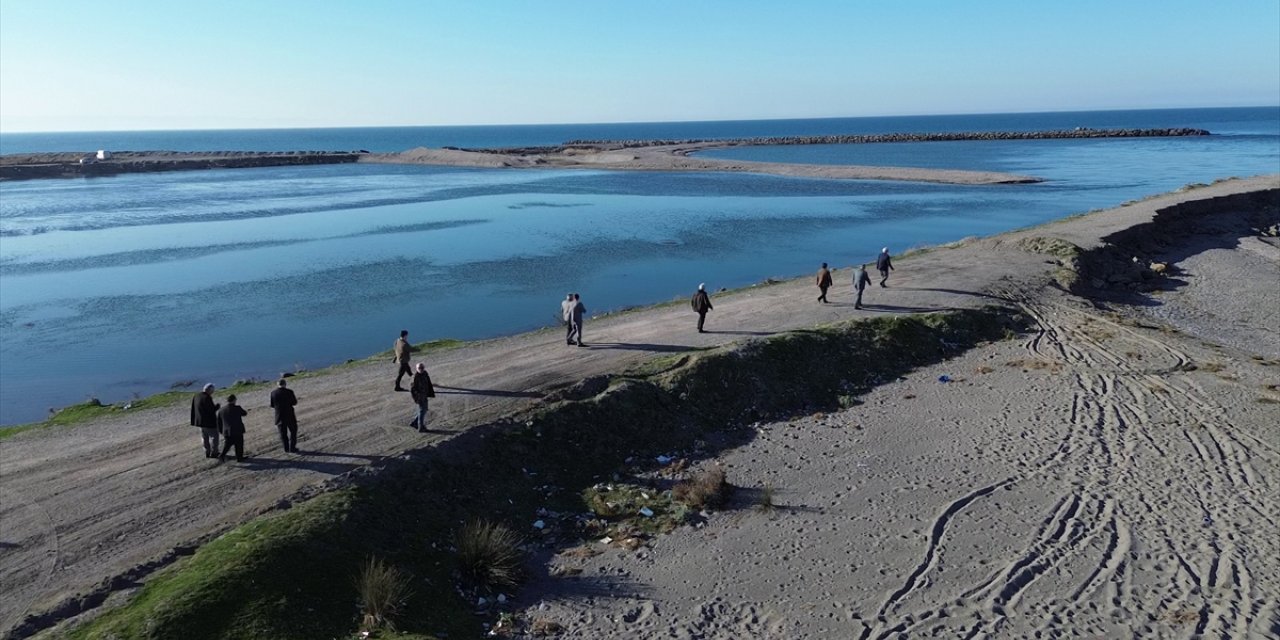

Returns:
697,311,706,332
879,269,889,287
288,424,297,452
277,424,290,452
855,289,864,309
202,427,219,458
416,402,428,433
395,362,412,389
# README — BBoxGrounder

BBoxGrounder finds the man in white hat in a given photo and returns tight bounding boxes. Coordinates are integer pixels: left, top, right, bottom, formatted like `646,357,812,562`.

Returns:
691,283,714,333
190,383,220,458
876,248,894,287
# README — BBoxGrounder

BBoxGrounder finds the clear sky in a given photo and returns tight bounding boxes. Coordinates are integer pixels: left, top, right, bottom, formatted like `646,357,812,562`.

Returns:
1,0,1277,132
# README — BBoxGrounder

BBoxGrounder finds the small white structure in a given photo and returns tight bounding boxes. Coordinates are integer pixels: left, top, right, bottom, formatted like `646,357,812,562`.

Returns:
96,149,111,160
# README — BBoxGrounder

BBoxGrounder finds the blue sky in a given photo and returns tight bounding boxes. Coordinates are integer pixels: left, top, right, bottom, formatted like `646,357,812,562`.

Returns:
1,0,1277,132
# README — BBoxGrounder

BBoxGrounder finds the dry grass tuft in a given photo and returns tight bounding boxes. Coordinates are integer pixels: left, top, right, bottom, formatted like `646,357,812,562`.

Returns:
457,519,525,590
756,484,776,512
672,466,729,510
356,556,413,632
530,617,565,636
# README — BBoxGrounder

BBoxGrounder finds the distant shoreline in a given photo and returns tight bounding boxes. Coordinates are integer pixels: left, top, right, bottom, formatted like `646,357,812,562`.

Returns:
0,127,1211,185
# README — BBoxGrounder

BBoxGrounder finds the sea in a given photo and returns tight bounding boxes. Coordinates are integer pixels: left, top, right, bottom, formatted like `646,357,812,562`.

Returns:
1,107,1277,425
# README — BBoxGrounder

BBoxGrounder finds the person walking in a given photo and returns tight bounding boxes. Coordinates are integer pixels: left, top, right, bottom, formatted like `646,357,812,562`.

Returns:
409,362,436,432
216,394,249,463
393,329,412,391
691,283,713,333
816,263,834,303
269,378,299,453
853,263,873,309
561,293,576,345
569,293,587,347
876,247,894,287
190,383,221,458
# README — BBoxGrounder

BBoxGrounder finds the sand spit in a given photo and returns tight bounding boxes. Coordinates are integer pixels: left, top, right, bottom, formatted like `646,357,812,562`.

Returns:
0,176,1276,637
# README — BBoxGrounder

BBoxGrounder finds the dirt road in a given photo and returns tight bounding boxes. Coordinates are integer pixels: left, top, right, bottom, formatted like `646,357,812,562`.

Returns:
1,176,1275,636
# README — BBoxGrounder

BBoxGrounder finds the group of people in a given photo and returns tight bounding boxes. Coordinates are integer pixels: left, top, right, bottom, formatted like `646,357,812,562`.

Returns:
394,329,436,432
188,248,899,461
560,293,588,346
818,247,894,309
189,378,298,462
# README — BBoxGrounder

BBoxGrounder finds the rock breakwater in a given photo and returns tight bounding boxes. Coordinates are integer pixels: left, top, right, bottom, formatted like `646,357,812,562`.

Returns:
555,127,1210,151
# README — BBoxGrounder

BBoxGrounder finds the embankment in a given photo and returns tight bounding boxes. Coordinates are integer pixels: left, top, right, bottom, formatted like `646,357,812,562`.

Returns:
1023,187,1280,298
55,307,1022,640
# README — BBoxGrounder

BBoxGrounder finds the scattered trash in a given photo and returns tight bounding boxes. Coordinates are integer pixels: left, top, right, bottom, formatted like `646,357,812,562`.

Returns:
600,536,613,544
938,375,952,383
477,596,488,607
638,507,655,517
533,520,546,529
497,594,508,604
656,455,674,464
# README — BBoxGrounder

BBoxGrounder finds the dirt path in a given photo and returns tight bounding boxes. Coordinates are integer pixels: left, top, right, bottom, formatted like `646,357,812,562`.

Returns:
0,176,1275,636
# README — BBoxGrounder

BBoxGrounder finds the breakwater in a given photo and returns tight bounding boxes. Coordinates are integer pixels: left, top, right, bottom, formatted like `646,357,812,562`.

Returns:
0,151,364,181
554,127,1211,151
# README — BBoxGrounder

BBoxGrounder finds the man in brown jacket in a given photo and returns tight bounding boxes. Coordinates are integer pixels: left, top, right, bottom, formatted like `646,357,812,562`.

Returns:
816,263,833,303
393,329,412,391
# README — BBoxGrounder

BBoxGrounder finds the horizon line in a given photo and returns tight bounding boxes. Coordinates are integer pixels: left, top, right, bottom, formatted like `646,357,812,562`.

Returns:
2,104,1276,136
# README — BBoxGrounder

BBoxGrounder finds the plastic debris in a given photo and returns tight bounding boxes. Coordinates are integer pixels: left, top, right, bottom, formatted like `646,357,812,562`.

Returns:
638,507,655,517
656,455,674,464
938,375,952,383
600,536,613,544
533,520,545,529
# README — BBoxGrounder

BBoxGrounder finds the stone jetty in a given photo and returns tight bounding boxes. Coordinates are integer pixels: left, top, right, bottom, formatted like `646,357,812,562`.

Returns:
552,127,1211,151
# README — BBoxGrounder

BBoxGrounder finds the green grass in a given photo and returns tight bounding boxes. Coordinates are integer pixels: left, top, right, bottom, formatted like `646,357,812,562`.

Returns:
64,307,1025,639
0,391,191,441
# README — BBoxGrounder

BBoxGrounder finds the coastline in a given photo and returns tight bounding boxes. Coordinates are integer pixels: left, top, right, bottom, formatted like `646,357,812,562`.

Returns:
1,175,1276,637
0,128,1214,184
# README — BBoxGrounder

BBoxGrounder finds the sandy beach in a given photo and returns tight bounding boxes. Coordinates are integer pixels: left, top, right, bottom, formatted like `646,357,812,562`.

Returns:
1,176,1276,638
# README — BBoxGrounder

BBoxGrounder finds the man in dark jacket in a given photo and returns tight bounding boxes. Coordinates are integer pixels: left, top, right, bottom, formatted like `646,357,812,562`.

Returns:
569,293,587,347
691,283,713,332
816,263,833,303
393,330,412,391
216,394,249,462
190,383,220,458
270,379,299,453
876,247,894,287
854,264,873,309
409,362,436,432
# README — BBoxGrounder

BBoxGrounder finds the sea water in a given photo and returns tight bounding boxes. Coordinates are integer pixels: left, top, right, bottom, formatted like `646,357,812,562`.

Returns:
0,107,1277,425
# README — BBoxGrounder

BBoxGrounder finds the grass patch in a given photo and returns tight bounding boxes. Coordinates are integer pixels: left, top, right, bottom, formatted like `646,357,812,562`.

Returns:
358,557,414,633
1,391,190,441
456,520,525,592
583,483,691,537
1016,236,1083,259
671,466,729,510
756,484,776,512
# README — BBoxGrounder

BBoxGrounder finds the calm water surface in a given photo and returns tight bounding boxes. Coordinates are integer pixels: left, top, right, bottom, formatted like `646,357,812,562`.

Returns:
1,108,1277,424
